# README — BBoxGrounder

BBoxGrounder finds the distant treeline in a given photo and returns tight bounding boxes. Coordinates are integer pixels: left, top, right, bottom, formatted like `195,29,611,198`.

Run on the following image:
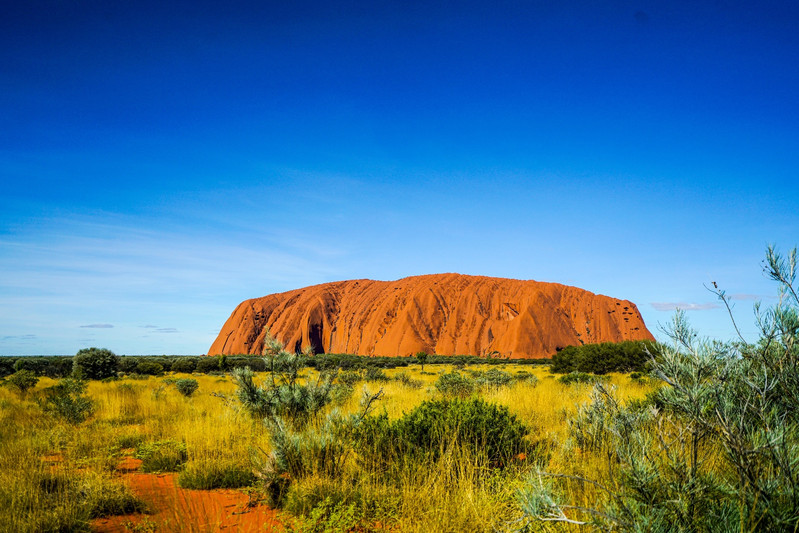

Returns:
550,340,659,374
0,353,551,378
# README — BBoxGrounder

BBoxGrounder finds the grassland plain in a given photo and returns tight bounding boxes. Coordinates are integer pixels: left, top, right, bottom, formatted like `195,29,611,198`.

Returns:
0,362,656,532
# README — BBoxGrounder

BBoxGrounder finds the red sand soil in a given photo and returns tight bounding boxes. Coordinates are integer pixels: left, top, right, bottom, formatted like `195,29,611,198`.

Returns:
208,273,655,358
91,458,287,533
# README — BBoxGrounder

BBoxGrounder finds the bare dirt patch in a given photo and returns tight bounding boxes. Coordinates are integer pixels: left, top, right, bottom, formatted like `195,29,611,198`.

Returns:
91,458,287,532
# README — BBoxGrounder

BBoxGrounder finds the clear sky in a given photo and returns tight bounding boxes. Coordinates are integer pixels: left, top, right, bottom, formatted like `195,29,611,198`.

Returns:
2,1,797,355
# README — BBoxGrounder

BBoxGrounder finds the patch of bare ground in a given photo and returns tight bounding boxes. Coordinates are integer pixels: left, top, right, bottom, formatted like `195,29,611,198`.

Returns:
91,456,288,533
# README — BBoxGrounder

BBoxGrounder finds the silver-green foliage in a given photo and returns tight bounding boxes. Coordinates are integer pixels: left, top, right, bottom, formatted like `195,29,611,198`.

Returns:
518,246,799,531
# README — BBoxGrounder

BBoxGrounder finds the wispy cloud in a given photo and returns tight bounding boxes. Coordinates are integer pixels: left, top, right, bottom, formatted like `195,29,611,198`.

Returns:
728,293,763,301
651,302,721,311
2,334,37,340
156,328,178,333
141,325,158,328
80,323,114,328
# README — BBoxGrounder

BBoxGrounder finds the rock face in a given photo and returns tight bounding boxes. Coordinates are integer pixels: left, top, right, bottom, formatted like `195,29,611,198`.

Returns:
208,274,655,359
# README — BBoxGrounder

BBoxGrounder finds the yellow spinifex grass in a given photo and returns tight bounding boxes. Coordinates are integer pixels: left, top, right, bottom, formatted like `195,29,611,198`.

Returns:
0,363,658,532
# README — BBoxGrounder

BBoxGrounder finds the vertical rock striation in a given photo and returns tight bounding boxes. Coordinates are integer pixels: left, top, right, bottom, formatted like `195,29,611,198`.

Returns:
208,274,654,358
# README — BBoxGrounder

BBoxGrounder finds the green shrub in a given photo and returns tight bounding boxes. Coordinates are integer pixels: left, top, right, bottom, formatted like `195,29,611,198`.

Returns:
515,370,539,386
234,362,338,428
0,357,16,377
434,371,475,397
551,340,657,374
13,356,74,378
134,361,164,376
135,440,188,472
174,378,199,397
519,246,799,531
364,367,389,382
39,378,94,424
338,370,362,387
196,356,224,374
353,397,529,470
6,369,38,397
170,358,197,373
73,348,119,380
226,356,267,372
394,371,423,389
178,459,255,489
474,368,514,389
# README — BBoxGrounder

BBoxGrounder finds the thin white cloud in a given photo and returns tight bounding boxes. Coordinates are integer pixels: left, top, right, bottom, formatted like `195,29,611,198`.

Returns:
651,302,720,311
80,323,114,328
155,328,178,333
728,293,763,301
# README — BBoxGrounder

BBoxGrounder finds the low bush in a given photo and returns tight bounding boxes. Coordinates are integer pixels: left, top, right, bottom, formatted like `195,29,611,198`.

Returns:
226,356,267,372
550,340,658,374
353,397,529,470
170,358,197,373
337,370,362,387
473,368,514,389
434,371,475,397
394,371,423,388
195,356,224,374
6,370,38,398
135,440,188,472
13,357,74,378
364,367,389,382
39,378,94,424
135,362,164,376
174,378,199,397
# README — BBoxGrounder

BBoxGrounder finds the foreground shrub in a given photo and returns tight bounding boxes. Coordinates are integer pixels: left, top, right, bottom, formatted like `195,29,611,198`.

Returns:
73,347,119,379
519,246,799,531
178,459,255,489
174,378,199,397
135,440,188,472
39,378,94,424
353,397,529,470
6,370,38,398
233,350,338,428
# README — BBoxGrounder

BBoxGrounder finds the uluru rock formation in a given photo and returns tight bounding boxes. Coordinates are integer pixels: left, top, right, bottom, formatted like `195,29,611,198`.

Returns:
208,274,654,359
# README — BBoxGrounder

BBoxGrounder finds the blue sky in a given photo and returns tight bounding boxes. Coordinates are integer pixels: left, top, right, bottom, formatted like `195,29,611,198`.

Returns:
2,1,798,355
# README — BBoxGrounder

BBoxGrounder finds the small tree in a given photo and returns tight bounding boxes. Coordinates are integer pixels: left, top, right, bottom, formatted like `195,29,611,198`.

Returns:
415,351,428,372
73,347,119,380
6,369,38,398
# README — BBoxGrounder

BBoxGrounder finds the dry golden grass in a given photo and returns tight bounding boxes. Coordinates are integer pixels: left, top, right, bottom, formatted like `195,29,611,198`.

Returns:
0,364,658,532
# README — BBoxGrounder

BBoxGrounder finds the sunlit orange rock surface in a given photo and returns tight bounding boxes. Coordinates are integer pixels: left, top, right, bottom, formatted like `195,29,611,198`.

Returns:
208,274,654,359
